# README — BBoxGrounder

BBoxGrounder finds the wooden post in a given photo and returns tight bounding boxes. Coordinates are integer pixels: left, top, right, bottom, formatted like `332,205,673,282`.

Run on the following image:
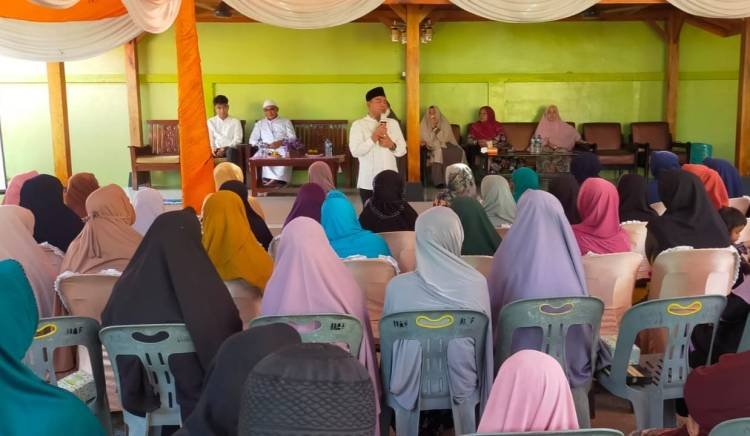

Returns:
46,62,72,183
405,5,426,183
124,40,143,147
736,18,750,174
665,12,683,138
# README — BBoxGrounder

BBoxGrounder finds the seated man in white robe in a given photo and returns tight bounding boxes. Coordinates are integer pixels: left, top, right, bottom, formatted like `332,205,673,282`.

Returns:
207,95,244,167
249,100,296,187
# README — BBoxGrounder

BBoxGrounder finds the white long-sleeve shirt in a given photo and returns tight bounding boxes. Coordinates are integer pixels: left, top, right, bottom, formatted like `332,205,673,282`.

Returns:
248,117,296,145
349,115,407,190
207,115,243,150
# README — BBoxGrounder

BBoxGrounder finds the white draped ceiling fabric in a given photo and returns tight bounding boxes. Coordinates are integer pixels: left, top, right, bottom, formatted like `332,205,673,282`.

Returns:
0,0,179,62
223,0,383,29
666,0,750,19
449,0,598,23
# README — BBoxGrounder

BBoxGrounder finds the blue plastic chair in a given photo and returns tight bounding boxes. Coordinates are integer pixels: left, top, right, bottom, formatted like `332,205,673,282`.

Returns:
737,313,750,353
24,316,112,435
709,417,750,436
468,430,623,436
99,324,195,436
249,313,363,359
380,310,488,436
598,295,725,430
495,296,604,428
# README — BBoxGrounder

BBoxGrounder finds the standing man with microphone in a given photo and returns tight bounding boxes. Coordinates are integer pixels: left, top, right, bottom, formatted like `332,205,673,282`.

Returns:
349,87,407,205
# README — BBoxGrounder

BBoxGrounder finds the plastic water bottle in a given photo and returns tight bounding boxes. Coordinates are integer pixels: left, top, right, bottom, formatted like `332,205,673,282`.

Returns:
324,138,333,157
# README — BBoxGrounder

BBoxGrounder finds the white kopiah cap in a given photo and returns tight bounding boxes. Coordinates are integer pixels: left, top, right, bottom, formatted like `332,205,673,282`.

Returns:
262,99,278,109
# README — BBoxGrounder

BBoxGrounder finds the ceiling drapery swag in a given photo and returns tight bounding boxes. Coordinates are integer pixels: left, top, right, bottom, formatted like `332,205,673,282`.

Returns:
667,0,750,19
449,0,598,23
222,0,383,29
27,0,81,9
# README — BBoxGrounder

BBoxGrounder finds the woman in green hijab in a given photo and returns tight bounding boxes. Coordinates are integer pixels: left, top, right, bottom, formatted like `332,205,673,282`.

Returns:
512,167,540,201
0,259,103,436
450,197,502,256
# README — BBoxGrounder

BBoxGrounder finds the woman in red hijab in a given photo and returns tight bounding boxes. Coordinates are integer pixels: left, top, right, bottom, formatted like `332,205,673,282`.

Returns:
466,106,505,167
682,164,729,210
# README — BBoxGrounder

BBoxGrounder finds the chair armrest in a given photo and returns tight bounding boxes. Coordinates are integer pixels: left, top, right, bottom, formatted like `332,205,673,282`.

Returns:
128,145,154,157
623,142,640,154
670,141,691,154
574,141,596,153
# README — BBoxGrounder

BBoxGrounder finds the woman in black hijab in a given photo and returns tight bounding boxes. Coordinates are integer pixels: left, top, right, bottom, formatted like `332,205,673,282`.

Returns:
176,323,301,436
359,170,418,233
570,152,601,184
219,181,273,250
102,209,242,421
548,174,581,224
645,170,730,261
19,174,83,252
618,173,658,223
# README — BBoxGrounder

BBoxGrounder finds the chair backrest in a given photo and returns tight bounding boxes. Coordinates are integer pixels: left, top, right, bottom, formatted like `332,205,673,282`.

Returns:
292,120,349,157
462,255,494,280
607,296,725,395
729,196,750,215
380,310,488,410
249,314,363,358
650,248,738,299
99,324,195,428
709,417,750,436
630,122,671,150
468,430,624,436
57,273,120,323
620,222,648,255
267,235,281,259
25,316,112,434
224,279,262,327
650,202,666,215
147,120,180,155
343,258,398,338
496,297,604,380
378,231,416,273
582,252,642,336
502,122,537,151
496,226,511,239
582,123,623,150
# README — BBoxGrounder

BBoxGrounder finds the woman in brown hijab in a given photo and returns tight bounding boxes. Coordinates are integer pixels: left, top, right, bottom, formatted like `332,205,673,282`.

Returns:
308,161,335,193
61,184,142,274
64,173,99,219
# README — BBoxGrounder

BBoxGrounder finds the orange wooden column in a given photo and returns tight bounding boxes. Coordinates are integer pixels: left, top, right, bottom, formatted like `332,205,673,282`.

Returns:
665,11,683,138
124,40,143,147
736,18,750,174
47,62,72,184
405,5,421,182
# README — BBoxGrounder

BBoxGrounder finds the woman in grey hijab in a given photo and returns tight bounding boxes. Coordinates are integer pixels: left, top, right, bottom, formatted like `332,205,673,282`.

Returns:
480,175,516,227
420,106,466,187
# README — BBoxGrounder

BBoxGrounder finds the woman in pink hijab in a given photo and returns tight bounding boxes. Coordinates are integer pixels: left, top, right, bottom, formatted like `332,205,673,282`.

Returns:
2,170,38,205
307,161,335,193
260,216,381,433
572,177,631,255
534,105,581,151
477,350,579,433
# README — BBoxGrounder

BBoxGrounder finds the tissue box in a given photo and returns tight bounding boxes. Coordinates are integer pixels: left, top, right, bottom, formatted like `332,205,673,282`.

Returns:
601,335,641,365
57,370,96,404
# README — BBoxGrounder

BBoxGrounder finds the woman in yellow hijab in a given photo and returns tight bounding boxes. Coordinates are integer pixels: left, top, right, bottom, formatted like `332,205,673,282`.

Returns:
213,162,266,219
202,191,273,291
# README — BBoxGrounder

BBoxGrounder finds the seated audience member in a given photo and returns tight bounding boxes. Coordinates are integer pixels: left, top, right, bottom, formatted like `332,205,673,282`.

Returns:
239,344,376,436
648,150,681,204
213,162,266,219
321,191,391,259
260,217,381,424
383,206,494,411
102,210,242,420
549,174,581,225
570,151,601,184
249,99,296,187
308,161,335,193
219,181,273,250
132,187,165,236
511,167,540,201
451,196,502,256
682,163,729,209
359,170,417,233
420,105,465,187
533,105,581,151
618,173,658,223
572,178,631,255
2,170,38,205
481,175,516,227
64,172,99,219
207,95,244,166
0,259,104,436
477,350,579,433
176,323,301,436
704,157,743,198
645,170,730,262
467,106,505,165
637,350,750,436
0,206,57,317
19,174,83,252
435,163,477,206
202,191,273,292
284,183,326,227
61,185,142,274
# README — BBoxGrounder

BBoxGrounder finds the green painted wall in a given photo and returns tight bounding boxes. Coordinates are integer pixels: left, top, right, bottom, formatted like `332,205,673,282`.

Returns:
0,21,741,188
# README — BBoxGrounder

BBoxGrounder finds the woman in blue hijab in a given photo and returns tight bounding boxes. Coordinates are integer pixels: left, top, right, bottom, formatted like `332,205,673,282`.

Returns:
647,151,681,204
704,157,744,198
321,190,392,259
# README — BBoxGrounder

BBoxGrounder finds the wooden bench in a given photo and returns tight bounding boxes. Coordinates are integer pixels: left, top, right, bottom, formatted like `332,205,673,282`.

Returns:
291,120,353,187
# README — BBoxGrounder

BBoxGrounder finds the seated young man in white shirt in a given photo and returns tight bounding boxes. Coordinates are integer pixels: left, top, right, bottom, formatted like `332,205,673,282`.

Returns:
249,100,296,187
349,86,407,204
207,95,244,167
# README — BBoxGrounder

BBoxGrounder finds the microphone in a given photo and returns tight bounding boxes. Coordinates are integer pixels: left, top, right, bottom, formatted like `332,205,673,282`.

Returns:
379,113,388,125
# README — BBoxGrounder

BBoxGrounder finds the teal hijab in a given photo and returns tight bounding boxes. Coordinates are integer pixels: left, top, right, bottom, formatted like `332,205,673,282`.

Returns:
0,259,103,436
321,190,392,259
450,197,502,256
512,167,540,201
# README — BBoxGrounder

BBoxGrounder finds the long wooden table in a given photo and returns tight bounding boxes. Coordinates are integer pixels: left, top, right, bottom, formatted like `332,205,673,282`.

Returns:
247,154,345,196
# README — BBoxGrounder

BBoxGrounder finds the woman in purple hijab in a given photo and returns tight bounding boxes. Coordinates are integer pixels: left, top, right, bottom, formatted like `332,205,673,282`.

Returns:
283,183,326,227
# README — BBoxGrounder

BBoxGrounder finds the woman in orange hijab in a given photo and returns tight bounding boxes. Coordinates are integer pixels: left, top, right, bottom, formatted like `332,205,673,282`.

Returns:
64,172,99,219
682,164,729,209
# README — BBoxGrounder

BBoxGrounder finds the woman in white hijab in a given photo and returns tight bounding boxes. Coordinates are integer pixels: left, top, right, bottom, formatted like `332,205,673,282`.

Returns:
480,175,516,227
420,106,465,187
132,188,165,236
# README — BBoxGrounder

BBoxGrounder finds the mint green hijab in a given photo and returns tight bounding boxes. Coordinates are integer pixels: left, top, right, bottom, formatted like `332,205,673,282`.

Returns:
512,167,540,201
0,259,103,436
